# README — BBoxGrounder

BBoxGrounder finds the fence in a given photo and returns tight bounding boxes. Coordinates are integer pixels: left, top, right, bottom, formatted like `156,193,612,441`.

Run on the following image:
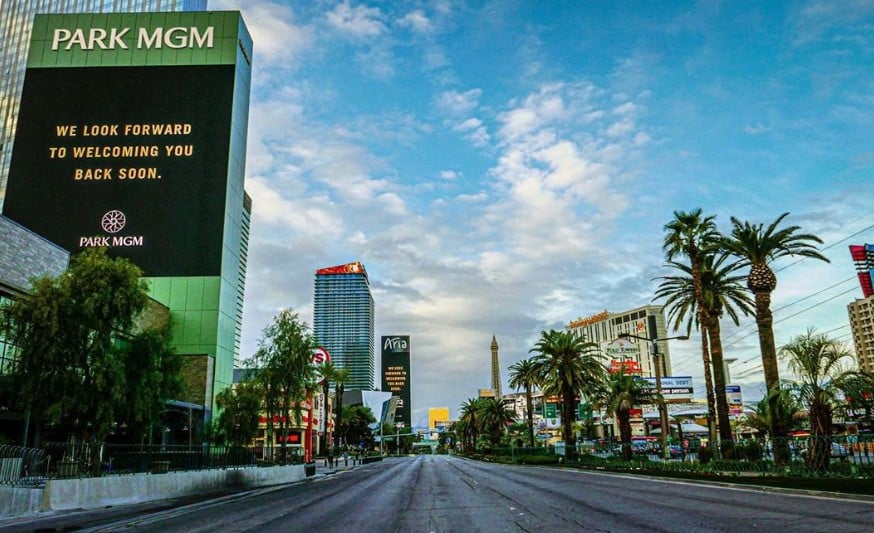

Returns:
0,444,44,486
0,442,305,485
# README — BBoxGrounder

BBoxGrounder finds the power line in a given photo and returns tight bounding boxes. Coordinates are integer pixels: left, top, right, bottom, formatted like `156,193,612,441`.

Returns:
774,222,874,274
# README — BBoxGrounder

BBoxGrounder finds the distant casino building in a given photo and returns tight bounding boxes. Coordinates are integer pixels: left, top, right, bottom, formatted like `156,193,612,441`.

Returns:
567,305,673,379
0,0,207,211
314,262,375,391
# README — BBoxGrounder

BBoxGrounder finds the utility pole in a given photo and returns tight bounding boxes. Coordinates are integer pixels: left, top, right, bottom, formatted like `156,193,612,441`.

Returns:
619,333,688,461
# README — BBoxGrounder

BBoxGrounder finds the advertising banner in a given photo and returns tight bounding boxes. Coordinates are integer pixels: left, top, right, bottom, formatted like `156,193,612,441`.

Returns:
4,12,245,277
381,335,411,427
640,376,694,402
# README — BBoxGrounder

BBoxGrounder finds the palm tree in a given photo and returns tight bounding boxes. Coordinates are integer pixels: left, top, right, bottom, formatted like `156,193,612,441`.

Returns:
458,397,485,451
597,369,655,460
478,397,516,447
662,209,721,448
655,251,753,445
780,329,854,471
530,329,605,459
333,368,350,450
508,358,540,448
723,212,829,463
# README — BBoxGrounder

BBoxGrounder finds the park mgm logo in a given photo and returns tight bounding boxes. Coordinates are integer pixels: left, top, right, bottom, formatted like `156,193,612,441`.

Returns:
51,25,215,51
78,210,144,248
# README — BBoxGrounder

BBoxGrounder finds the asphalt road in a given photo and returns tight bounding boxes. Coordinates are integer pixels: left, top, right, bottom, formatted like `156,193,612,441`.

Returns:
6,455,874,532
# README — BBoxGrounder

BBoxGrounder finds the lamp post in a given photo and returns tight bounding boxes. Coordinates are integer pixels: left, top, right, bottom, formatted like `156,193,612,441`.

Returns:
618,333,688,460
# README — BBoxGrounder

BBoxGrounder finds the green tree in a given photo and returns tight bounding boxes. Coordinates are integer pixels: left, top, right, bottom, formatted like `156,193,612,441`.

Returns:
119,327,183,444
508,358,540,448
252,309,318,462
780,329,854,471
655,251,753,444
662,209,721,449
2,248,149,447
215,381,262,446
723,212,829,464
839,372,874,430
744,385,803,437
339,404,376,450
597,369,655,460
458,397,485,451
477,397,515,447
530,329,605,459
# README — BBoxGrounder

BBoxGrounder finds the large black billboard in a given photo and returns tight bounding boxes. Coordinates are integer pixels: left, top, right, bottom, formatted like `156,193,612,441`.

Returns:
381,335,411,428
4,64,234,277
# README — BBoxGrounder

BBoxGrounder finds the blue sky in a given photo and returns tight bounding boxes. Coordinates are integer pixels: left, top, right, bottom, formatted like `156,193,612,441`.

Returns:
213,0,874,426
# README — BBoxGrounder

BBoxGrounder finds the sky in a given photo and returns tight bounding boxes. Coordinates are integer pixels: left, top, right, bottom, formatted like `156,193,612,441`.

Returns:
211,0,874,427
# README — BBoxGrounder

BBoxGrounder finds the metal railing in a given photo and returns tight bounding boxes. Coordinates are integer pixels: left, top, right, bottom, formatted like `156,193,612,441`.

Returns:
0,442,305,485
0,444,45,486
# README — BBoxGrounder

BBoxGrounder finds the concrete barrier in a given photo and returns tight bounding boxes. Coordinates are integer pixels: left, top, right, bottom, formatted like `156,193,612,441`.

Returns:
0,464,305,517
0,486,43,517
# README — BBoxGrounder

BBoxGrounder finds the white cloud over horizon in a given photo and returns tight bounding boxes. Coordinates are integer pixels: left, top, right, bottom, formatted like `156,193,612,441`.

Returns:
210,1,873,427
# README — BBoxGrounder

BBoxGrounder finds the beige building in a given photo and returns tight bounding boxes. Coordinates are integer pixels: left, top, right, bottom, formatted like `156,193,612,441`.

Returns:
567,305,674,379
848,296,874,373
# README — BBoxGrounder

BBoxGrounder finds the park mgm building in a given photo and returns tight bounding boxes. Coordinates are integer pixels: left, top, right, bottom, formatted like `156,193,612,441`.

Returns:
1,11,253,428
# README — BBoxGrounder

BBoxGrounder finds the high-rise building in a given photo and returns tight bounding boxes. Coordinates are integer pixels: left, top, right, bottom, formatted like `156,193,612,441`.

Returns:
0,0,207,211
848,297,874,373
314,262,375,391
567,305,674,378
1,10,251,422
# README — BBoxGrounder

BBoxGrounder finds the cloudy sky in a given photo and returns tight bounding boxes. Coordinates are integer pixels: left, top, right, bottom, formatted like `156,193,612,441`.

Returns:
212,0,874,427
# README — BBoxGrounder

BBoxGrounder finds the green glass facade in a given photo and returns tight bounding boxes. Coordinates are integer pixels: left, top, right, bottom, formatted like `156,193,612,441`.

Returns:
3,11,252,414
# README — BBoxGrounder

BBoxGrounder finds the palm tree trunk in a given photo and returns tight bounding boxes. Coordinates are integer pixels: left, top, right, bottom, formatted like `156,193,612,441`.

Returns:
755,289,789,464
618,410,632,461
563,385,577,460
698,318,718,452
706,314,734,446
525,388,535,448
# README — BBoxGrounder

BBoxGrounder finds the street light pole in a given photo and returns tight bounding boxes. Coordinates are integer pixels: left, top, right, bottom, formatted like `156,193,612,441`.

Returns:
619,333,688,461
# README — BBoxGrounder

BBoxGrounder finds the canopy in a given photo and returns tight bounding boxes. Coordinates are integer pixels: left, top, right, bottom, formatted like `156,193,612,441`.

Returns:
649,422,710,435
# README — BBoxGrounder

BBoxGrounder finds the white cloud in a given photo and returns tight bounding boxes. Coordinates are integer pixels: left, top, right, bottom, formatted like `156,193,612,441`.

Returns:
210,1,315,71
326,1,387,39
398,10,433,33
435,89,482,116
440,170,460,180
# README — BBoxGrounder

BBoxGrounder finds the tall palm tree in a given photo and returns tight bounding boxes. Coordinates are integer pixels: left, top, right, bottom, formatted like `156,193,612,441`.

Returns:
508,358,540,448
655,251,753,444
530,329,605,459
333,368,350,450
597,369,655,460
662,209,721,448
723,212,829,463
478,397,516,447
780,329,853,471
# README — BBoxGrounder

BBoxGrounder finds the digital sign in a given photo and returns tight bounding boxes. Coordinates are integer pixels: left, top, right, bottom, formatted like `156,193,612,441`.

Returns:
4,64,234,277
381,335,411,427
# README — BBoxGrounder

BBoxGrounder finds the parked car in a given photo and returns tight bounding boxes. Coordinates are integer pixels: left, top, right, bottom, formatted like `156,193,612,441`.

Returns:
667,445,683,458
